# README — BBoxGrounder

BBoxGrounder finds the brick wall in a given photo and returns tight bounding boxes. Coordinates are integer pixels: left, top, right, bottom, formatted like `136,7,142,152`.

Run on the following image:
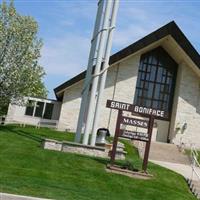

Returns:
57,53,200,148
57,53,140,133
171,63,200,147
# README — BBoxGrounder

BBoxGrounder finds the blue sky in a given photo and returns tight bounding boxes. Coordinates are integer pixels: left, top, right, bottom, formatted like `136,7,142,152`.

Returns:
4,0,200,99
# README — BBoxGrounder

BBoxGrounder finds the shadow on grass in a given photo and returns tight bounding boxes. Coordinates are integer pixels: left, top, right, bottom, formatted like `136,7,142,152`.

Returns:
0,125,141,169
2,125,43,143
91,157,110,165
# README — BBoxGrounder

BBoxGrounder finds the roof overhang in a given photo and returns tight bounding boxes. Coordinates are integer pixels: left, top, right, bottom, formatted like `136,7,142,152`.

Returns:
162,36,200,77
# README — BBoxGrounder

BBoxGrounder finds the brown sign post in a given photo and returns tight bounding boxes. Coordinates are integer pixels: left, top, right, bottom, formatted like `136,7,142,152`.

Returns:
106,99,166,172
142,116,154,172
110,110,122,166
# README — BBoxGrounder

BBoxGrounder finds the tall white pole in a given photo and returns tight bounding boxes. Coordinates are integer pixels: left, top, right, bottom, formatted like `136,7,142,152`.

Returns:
90,0,119,146
82,0,113,145
75,0,104,143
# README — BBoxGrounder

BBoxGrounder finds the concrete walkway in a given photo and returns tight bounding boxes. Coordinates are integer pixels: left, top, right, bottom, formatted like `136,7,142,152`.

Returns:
0,193,52,200
150,160,200,181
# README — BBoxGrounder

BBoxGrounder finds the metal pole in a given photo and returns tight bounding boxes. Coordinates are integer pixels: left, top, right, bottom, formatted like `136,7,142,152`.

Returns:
90,0,119,146
75,0,104,143
83,0,113,145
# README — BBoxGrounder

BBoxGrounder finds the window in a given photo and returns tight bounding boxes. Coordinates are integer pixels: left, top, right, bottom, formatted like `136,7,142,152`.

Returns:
25,100,34,116
43,103,54,119
25,99,54,119
134,47,178,119
34,102,44,117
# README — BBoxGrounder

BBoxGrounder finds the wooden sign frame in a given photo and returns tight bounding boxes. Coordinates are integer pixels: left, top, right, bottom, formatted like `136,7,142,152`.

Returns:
106,99,166,172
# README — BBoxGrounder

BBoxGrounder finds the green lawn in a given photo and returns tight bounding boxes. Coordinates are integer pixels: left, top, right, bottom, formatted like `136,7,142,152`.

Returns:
0,125,196,200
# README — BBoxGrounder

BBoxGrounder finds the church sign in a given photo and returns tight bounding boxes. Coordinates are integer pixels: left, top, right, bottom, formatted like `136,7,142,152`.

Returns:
106,99,167,119
106,99,166,172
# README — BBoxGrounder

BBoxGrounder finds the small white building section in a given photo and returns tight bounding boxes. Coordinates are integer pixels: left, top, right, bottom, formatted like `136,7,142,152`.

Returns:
6,97,61,128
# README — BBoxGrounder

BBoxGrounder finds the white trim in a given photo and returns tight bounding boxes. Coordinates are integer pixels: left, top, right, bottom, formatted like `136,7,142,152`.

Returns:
33,101,37,117
42,102,47,118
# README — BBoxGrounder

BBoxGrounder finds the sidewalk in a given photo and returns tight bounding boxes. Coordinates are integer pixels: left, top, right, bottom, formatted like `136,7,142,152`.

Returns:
0,193,52,200
150,160,200,181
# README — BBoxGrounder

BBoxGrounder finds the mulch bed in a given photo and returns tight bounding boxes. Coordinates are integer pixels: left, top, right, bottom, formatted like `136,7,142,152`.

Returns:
106,164,153,180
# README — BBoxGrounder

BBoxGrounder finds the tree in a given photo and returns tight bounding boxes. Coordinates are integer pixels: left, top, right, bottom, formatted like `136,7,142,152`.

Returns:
0,1,47,115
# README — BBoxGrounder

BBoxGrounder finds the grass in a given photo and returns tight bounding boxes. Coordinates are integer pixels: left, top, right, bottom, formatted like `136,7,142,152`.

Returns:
185,149,200,164
0,125,196,200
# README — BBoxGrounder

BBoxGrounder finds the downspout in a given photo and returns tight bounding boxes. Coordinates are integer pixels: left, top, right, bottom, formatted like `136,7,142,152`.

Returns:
107,63,120,130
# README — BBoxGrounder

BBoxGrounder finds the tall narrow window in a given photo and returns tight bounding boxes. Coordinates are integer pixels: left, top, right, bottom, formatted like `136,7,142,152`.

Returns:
25,100,35,116
43,103,54,119
34,102,44,117
134,47,178,119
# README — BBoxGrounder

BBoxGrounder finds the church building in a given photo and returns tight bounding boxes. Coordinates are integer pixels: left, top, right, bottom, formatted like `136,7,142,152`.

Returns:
54,21,200,147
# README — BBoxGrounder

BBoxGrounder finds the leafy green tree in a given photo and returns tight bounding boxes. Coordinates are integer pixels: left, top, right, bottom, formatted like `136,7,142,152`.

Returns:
0,1,47,115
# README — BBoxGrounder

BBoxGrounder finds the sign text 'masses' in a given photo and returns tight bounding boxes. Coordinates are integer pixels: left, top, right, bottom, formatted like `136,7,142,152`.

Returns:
106,100,167,119
121,116,148,129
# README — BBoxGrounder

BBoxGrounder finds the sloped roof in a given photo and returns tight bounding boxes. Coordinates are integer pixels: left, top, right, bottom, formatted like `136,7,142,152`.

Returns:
54,21,200,100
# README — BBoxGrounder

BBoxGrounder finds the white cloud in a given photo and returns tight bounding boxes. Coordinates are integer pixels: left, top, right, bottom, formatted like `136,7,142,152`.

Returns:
40,5,163,79
60,19,74,27
120,6,149,21
113,25,150,48
112,5,171,49
40,34,90,78
40,2,200,82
